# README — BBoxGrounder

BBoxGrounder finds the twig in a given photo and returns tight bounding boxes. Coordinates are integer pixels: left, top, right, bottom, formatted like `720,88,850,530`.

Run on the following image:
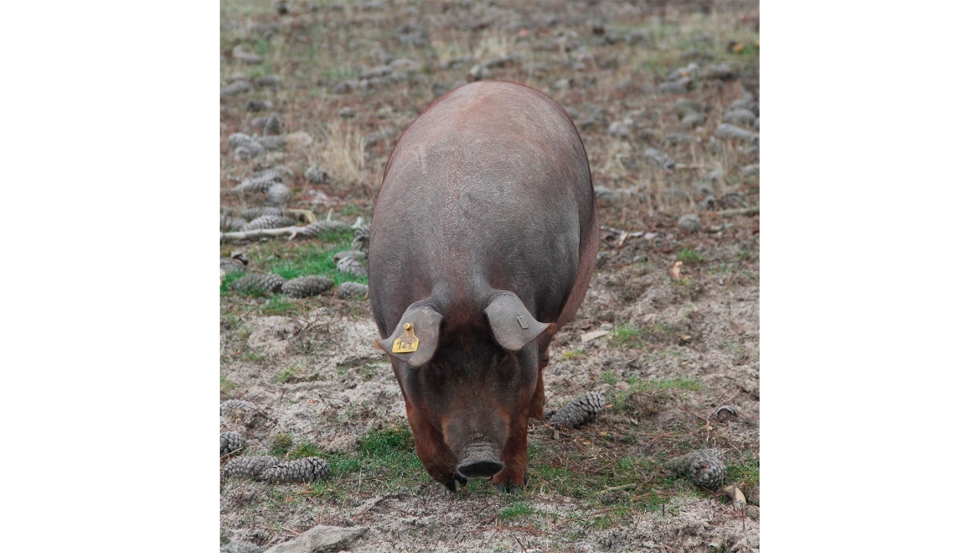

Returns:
515,536,528,553
714,206,758,217
466,525,545,536
601,483,638,493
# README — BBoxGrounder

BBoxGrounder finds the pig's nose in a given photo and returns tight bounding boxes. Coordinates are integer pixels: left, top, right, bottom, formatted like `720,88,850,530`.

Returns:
457,459,504,478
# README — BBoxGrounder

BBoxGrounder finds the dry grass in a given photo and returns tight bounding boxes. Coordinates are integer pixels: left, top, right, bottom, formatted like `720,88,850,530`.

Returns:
316,121,367,193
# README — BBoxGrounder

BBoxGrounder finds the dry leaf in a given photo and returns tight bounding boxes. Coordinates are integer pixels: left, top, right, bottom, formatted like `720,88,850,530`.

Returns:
722,484,746,509
581,330,610,342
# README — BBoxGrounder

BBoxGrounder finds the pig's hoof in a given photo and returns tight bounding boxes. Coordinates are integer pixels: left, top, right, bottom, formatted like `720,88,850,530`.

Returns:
492,475,528,494
494,480,525,494
444,474,469,492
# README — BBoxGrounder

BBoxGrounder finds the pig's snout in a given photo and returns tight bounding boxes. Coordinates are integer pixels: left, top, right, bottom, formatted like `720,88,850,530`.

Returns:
456,443,503,478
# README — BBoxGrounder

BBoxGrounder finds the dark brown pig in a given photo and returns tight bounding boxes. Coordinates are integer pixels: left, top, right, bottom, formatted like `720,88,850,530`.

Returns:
369,81,598,492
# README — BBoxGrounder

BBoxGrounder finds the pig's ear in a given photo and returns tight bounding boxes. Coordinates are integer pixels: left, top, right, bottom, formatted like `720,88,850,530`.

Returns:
485,292,550,352
379,304,443,368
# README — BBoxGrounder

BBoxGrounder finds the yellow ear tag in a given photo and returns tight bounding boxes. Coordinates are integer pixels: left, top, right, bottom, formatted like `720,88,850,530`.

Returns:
392,323,420,353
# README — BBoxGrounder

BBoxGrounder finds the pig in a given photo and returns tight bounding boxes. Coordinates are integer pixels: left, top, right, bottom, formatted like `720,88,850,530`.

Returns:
368,81,598,492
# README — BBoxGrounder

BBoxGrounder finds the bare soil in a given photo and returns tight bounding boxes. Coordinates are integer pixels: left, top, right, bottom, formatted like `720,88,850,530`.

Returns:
220,1,760,551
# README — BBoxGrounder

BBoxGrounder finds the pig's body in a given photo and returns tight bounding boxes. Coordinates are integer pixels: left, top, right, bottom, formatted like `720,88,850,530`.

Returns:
369,81,598,491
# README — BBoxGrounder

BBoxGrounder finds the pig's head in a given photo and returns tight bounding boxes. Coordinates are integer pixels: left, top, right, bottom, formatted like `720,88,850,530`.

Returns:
377,291,553,491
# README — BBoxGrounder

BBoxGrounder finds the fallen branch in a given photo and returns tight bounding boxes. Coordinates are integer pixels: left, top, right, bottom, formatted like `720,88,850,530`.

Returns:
220,226,307,243
220,220,351,243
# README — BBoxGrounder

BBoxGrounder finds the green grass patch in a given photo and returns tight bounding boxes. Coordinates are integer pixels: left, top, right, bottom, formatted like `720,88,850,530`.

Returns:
498,502,535,520
676,249,704,263
611,325,645,348
220,375,237,393
240,350,266,363
261,295,299,316
727,455,760,487
220,272,247,296
561,349,585,361
275,367,297,384
268,231,368,286
529,451,666,517
289,441,328,459
611,376,702,412
270,433,294,457
622,375,701,393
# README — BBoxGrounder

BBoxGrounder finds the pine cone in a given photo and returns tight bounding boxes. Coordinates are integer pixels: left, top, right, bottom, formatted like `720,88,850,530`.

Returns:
220,81,252,97
221,215,247,232
220,399,257,414
335,282,369,300
266,182,291,206
714,123,758,142
245,99,273,112
221,432,247,457
227,133,255,150
282,276,335,298
239,206,285,221
231,175,279,195
336,256,367,278
304,165,331,184
549,391,605,427
297,220,351,238
220,255,248,277
332,250,366,264
666,448,726,489
223,456,280,479
351,223,370,252
230,273,285,295
234,143,265,161
242,215,296,231
252,166,291,181
254,75,281,89
263,113,282,135
722,108,759,127
260,457,331,483
256,136,285,151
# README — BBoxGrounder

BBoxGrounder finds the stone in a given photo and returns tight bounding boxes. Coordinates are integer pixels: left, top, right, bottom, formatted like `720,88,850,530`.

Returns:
263,525,368,553
678,213,702,233
266,183,291,206
221,541,264,553
644,148,676,170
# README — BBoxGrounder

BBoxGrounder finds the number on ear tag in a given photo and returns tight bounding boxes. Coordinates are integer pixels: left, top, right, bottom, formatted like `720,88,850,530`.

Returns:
392,323,420,353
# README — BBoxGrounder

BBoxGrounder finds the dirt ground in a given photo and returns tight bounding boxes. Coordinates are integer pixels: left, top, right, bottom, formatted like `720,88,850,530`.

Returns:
220,1,760,551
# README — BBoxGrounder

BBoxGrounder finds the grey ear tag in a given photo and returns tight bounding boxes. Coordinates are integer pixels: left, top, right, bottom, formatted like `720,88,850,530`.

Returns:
484,292,549,352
